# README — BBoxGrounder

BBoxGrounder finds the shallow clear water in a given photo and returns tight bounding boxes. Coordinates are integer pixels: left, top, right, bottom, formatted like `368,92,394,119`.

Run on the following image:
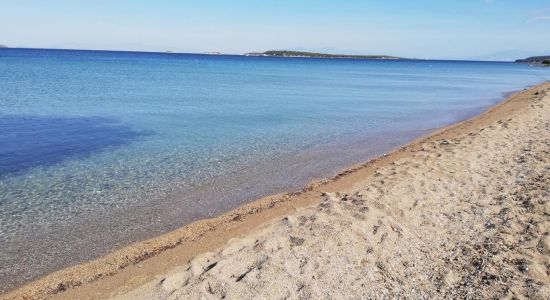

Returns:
1,48,549,291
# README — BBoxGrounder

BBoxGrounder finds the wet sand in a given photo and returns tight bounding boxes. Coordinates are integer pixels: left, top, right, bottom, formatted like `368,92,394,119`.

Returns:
3,83,549,299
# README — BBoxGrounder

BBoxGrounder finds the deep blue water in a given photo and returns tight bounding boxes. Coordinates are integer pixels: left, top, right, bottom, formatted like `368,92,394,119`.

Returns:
0,115,146,175
0,48,549,291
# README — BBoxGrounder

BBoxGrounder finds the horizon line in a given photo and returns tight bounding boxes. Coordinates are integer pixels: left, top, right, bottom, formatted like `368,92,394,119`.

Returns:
0,46,525,63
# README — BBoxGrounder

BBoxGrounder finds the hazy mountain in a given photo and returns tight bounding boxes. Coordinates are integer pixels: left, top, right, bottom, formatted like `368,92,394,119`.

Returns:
467,50,550,62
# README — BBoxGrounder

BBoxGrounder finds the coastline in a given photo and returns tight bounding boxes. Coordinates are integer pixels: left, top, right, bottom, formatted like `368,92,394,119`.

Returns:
3,82,549,299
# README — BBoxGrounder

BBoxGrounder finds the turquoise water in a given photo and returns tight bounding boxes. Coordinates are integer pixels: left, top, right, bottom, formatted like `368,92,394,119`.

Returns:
0,48,548,291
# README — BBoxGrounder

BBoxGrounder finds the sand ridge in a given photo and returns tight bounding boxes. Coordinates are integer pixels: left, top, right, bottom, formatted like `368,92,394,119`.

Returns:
3,83,549,299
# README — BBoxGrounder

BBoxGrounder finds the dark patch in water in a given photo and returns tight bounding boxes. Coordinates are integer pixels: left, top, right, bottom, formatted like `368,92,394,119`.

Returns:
0,115,146,176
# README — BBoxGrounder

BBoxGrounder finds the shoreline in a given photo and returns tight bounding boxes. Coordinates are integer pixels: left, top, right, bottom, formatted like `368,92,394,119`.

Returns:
3,82,549,299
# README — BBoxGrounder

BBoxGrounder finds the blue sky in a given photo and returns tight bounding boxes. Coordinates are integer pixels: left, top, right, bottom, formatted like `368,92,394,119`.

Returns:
1,0,549,59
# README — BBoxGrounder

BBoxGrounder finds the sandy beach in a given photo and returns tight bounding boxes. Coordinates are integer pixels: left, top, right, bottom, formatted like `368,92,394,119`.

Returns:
3,82,549,299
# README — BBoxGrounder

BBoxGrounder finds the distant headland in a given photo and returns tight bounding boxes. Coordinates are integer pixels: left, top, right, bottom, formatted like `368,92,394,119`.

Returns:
244,50,404,60
0,44,8,48
515,56,550,66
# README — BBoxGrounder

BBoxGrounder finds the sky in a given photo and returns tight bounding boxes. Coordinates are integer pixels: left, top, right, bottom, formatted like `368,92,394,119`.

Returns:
1,0,549,60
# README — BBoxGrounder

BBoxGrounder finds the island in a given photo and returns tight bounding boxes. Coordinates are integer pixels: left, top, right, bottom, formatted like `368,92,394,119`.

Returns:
0,44,7,48
515,56,550,66
244,50,404,60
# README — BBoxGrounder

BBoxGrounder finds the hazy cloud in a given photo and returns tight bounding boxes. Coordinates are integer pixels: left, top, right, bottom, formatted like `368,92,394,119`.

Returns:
530,9,550,21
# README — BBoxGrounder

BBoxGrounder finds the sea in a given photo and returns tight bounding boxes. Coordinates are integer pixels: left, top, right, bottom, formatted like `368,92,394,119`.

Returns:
1,48,549,291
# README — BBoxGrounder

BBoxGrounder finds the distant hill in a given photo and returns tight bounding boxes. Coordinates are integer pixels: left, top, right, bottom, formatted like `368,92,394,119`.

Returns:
515,56,550,66
0,44,7,48
244,50,404,60
467,50,550,62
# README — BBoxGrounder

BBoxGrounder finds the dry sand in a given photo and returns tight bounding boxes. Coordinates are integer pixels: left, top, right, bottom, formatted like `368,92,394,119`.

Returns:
3,83,549,299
